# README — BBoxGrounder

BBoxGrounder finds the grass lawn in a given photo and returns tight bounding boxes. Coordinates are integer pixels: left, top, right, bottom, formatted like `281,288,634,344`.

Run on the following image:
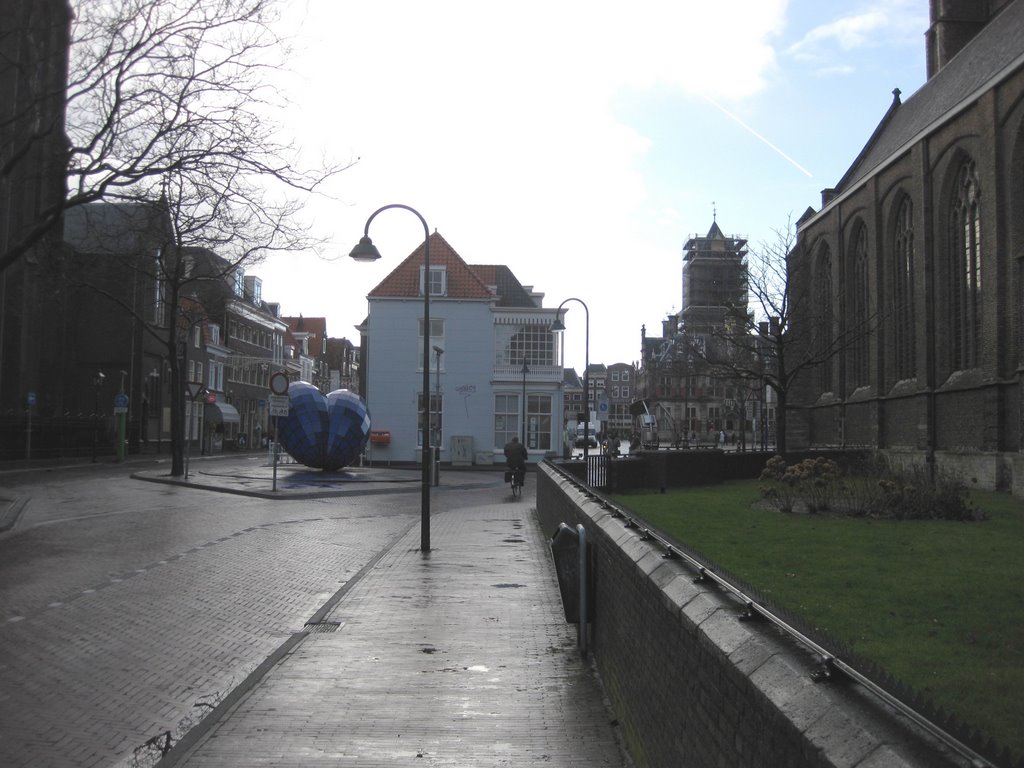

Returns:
612,480,1024,763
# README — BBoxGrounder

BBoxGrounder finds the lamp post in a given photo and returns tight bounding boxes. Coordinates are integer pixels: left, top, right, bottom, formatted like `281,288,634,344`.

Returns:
350,204,434,552
432,344,443,487
520,357,529,445
551,298,590,460
92,371,105,462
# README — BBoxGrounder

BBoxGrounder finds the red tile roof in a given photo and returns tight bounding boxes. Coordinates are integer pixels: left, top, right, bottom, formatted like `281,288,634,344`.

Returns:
368,232,495,300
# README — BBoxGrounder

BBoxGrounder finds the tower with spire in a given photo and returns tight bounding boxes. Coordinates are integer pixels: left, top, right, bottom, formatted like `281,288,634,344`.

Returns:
680,218,749,334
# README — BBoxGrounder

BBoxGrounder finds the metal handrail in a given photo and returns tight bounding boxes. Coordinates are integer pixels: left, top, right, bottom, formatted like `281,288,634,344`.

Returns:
545,460,998,768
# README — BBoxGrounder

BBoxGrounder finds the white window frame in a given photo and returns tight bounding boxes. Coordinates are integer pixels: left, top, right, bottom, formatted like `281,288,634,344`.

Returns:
419,265,447,297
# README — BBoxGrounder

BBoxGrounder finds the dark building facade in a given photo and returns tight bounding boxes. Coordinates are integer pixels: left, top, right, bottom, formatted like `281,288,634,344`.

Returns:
0,0,72,432
789,0,1024,492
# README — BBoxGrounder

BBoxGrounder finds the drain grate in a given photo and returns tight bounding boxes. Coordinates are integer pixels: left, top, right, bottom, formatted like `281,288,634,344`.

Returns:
304,621,343,633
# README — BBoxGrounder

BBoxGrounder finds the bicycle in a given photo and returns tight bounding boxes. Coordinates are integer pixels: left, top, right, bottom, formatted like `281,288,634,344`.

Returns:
506,466,525,497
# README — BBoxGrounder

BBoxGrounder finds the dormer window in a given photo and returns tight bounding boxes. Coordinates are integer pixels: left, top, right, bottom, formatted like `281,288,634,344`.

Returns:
420,265,447,297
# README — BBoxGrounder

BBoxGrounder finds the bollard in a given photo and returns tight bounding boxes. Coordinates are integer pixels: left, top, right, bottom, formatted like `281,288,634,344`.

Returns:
550,522,590,658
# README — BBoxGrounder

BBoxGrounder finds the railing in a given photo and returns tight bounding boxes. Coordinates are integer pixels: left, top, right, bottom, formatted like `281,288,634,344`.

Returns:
492,364,563,382
586,454,609,489
545,460,1007,768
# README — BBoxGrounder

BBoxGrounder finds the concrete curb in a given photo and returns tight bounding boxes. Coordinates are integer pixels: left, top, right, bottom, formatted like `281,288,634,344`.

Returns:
0,495,28,532
153,520,417,768
130,471,422,500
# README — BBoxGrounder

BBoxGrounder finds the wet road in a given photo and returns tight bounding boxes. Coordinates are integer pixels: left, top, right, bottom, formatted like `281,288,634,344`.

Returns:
0,460,418,768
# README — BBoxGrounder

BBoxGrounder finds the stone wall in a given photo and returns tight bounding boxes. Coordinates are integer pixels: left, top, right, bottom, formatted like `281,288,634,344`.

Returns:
536,464,968,768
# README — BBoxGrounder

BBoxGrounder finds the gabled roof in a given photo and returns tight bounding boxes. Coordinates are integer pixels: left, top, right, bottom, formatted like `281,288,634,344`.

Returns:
282,315,327,341
368,231,494,300
837,0,1024,192
468,264,537,307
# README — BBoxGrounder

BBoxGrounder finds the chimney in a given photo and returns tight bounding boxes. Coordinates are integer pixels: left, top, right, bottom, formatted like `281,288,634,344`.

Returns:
926,0,992,79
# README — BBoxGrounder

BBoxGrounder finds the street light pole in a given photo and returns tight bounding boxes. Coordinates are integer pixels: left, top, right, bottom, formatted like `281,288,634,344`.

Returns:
551,298,590,460
433,344,443,487
92,371,105,462
350,204,433,552
520,357,529,445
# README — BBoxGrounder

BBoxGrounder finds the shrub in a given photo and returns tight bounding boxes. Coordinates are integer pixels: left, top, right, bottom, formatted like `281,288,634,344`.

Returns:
758,455,984,521
759,456,840,513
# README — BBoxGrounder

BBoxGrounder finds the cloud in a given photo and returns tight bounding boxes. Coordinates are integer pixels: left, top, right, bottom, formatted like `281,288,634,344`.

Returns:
785,1,926,64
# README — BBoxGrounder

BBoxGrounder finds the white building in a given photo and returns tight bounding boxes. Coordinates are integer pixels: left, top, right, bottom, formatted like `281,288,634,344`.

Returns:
360,232,564,465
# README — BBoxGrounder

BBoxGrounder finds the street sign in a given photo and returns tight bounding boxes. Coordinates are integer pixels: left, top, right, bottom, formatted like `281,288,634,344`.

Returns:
185,382,203,400
206,392,217,405
269,371,289,396
269,394,290,417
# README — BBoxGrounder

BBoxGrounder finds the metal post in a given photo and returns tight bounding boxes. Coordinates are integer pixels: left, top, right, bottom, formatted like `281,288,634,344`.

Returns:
351,204,433,551
433,345,443,486
184,398,192,480
520,357,529,445
552,299,590,459
577,523,588,659
272,415,279,492
92,371,105,462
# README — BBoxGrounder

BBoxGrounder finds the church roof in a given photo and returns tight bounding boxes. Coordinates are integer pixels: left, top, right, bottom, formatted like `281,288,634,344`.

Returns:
836,0,1024,193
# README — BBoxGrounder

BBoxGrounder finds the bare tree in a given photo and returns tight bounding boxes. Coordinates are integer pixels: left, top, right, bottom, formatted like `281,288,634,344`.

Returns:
12,0,350,471
63,150,328,474
701,216,875,453
2,0,346,275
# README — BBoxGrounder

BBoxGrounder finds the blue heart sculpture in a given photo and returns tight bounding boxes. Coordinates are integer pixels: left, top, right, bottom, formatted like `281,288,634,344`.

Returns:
275,382,371,471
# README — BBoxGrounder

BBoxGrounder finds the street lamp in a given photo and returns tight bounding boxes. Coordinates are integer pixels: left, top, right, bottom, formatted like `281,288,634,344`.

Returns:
432,344,443,487
551,298,590,460
350,203,434,552
92,371,106,462
520,357,529,445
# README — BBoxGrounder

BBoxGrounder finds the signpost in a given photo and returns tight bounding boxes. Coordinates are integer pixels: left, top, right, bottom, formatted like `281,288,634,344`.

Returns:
267,376,289,491
26,391,35,459
114,392,129,462
184,382,203,480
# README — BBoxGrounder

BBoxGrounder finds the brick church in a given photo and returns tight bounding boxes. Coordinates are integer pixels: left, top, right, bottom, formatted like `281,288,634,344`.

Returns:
788,0,1024,493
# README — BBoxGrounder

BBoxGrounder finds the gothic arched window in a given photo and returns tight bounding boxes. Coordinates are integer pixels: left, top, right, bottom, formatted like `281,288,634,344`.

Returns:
893,196,916,380
850,225,870,387
817,245,834,393
950,158,982,369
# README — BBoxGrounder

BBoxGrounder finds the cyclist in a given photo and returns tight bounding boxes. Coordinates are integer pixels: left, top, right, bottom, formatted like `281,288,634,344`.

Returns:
503,436,528,486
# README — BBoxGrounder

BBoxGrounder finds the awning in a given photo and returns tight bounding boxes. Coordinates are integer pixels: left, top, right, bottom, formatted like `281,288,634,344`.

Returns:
206,401,240,424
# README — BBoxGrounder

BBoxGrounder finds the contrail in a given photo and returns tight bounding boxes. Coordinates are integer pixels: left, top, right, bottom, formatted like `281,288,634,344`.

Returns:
702,95,814,178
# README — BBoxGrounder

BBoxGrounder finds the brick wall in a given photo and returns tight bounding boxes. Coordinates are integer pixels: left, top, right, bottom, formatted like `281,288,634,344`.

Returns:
537,464,967,768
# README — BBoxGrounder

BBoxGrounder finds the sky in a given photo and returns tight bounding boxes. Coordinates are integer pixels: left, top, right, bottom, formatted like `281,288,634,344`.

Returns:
250,0,929,374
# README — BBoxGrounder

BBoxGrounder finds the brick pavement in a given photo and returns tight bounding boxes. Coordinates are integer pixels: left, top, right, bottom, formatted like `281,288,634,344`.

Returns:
160,486,628,768
0,503,415,768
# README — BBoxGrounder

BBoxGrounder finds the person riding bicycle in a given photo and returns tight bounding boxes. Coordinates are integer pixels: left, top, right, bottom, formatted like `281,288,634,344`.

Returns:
503,436,528,482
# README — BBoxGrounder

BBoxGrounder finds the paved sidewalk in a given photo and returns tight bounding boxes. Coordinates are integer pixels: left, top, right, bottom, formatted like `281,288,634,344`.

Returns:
151,473,628,767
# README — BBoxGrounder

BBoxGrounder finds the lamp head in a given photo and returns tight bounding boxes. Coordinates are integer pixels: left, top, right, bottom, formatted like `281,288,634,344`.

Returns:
349,235,382,262
551,316,566,332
